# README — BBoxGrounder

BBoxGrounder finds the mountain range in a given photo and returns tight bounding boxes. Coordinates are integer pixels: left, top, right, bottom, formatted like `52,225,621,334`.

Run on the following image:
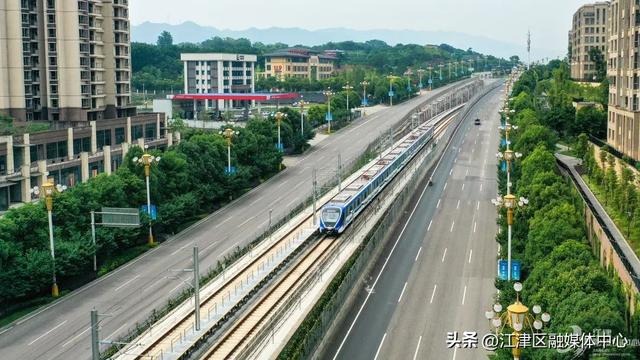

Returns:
131,21,553,60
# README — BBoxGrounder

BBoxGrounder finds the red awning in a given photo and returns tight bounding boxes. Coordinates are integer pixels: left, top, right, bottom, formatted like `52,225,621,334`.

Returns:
168,93,299,101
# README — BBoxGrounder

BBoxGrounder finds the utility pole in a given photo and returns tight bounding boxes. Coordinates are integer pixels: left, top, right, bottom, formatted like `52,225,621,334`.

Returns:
193,246,200,331
91,308,100,360
91,211,97,272
527,30,531,70
337,153,342,192
312,169,318,226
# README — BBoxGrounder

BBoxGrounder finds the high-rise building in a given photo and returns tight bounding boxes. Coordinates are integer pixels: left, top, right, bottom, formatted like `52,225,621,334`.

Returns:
607,0,640,160
569,2,609,82
0,0,135,123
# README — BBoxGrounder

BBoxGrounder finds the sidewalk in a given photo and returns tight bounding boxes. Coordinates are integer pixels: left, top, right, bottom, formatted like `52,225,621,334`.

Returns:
556,154,640,289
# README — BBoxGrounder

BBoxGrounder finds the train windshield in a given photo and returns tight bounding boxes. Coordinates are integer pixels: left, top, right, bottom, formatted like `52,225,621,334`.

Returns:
321,207,341,226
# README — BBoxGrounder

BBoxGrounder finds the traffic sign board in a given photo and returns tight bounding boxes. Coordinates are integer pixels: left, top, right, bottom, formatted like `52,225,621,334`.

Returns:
140,204,157,221
325,112,333,121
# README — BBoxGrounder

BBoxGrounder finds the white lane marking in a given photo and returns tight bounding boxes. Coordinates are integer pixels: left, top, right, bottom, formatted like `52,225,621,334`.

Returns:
276,179,290,189
238,215,256,228
480,183,483,192
456,200,460,209
450,169,453,176
170,243,189,256
466,169,469,176
293,180,305,190
168,282,183,294
454,158,457,163
248,196,262,207
202,240,219,252
498,244,501,254
477,201,480,210
469,250,473,264
444,182,448,191
114,275,140,292
104,322,128,341
214,216,233,229
461,183,465,191
142,276,167,293
413,336,423,360
450,221,455,232
436,199,441,208
398,282,408,303
332,102,464,360
458,147,461,153
461,285,467,305
61,326,90,347
474,221,477,233
285,199,297,208
28,320,67,346
374,333,387,360
430,284,438,304
442,248,447,262
415,247,422,262
427,220,433,232
453,346,458,360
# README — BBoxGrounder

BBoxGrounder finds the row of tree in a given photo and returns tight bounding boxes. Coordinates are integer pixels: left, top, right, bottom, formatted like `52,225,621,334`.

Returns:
132,31,516,93
491,63,635,359
0,117,301,311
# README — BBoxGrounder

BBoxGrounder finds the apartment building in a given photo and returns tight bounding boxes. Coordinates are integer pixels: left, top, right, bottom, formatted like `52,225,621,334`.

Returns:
569,2,609,82
0,0,135,122
0,113,180,212
181,53,257,109
263,48,336,81
607,0,640,161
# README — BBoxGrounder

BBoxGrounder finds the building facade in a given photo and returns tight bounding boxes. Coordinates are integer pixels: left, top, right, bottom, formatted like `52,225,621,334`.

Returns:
569,2,609,82
607,0,640,161
264,48,336,81
181,53,256,109
0,113,179,212
0,0,134,122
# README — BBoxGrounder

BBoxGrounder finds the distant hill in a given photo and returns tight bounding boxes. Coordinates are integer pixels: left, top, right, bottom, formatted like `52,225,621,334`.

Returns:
131,21,550,60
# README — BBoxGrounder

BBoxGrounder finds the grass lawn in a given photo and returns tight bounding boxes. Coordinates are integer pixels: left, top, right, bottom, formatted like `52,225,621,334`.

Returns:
584,176,640,256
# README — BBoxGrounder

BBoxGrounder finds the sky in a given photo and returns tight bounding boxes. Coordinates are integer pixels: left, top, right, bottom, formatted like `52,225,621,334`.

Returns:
130,0,590,59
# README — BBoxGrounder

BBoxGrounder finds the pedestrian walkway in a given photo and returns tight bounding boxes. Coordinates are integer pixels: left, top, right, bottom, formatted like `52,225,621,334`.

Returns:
556,153,640,289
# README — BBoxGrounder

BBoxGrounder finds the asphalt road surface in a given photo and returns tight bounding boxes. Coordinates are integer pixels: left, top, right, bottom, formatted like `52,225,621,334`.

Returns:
328,84,503,360
0,80,477,360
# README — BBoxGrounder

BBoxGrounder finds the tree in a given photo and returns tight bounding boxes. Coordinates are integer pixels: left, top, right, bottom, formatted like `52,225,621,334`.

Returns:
573,107,606,139
588,48,606,82
513,125,557,155
157,31,174,47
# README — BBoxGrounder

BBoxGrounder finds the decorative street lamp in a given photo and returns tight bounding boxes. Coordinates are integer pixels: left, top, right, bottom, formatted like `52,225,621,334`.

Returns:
219,128,239,174
485,282,551,360
497,149,522,193
273,111,287,151
342,82,354,121
133,146,161,246
322,89,334,134
293,99,308,137
31,179,67,297
492,194,529,281
404,69,414,93
360,80,369,116
417,69,425,93
438,64,444,81
427,65,434,91
386,75,398,106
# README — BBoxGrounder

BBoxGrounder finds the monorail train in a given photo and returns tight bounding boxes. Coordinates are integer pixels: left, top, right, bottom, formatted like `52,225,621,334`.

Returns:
319,123,435,234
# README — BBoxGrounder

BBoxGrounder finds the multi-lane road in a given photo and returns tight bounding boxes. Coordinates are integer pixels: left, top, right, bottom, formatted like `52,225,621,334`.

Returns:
0,80,476,360
328,84,503,360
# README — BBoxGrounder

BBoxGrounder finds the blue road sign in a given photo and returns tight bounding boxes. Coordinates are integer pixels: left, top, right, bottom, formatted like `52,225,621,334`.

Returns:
388,91,395,97
501,160,507,172
140,204,157,220
428,79,433,85
224,166,237,175
501,138,507,147
361,98,369,106
325,112,333,121
275,143,284,151
498,260,508,280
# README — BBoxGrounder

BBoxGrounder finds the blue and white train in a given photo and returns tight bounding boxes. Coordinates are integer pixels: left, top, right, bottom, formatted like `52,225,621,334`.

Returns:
319,122,436,234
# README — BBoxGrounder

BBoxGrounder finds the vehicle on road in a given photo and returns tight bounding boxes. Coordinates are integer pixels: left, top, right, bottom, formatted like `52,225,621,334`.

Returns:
474,118,481,125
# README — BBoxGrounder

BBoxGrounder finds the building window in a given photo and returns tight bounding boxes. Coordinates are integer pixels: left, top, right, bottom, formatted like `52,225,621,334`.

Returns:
96,129,111,150
144,124,156,139
73,137,91,154
115,127,125,144
131,124,143,140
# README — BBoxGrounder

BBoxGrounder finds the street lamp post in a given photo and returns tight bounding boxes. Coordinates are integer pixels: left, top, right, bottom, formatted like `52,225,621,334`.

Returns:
497,148,522,194
386,75,397,106
417,69,425,93
360,80,370,115
133,147,161,246
404,69,414,94
342,82,354,121
492,194,528,281
485,282,551,360
273,111,287,151
219,128,239,174
438,64,444,82
427,65,433,91
293,99,308,137
322,89,334,134
31,179,67,297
